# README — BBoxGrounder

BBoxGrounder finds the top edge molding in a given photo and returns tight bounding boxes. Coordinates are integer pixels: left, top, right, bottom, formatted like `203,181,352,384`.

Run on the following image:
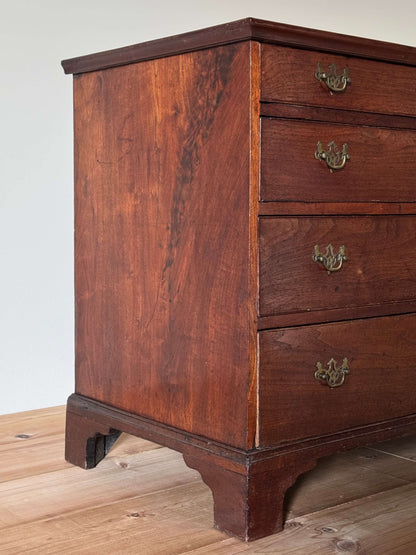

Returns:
61,17,416,75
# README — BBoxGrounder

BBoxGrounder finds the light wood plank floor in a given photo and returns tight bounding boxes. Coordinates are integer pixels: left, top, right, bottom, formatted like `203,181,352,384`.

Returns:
1,406,416,554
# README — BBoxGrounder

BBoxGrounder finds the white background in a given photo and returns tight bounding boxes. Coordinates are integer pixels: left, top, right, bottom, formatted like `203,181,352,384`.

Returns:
1,0,415,415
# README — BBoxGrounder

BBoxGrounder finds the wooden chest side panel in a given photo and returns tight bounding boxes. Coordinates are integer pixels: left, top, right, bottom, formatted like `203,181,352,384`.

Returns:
259,315,416,446
74,42,255,448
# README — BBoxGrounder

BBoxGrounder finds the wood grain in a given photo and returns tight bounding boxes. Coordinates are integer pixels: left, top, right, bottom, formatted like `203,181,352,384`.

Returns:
2,406,416,553
285,446,416,518
0,406,68,482
65,19,416,543
1,483,218,555
261,44,416,117
253,482,416,555
61,18,416,75
0,406,159,484
1,447,196,529
64,392,416,540
258,201,416,216
259,216,416,317
261,118,416,202
259,314,416,446
260,102,416,130
74,42,257,449
247,41,261,448
258,299,416,330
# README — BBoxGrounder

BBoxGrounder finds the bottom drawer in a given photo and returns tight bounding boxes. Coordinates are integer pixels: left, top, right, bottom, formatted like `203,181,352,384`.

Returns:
258,314,416,447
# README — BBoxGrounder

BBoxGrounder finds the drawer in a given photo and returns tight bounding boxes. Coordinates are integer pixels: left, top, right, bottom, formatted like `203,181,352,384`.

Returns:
260,118,416,202
261,44,416,117
259,216,416,317
258,314,416,447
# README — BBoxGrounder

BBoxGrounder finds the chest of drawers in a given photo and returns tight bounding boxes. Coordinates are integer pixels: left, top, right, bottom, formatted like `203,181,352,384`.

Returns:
63,18,416,541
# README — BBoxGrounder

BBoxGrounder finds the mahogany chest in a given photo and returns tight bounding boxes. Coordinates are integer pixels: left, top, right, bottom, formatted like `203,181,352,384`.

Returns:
63,18,416,540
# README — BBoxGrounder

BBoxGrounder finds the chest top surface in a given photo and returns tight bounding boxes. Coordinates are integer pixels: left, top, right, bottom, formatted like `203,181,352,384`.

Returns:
61,17,416,75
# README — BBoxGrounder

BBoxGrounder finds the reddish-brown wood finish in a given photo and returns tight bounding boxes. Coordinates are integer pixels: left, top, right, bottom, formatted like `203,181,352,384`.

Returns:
259,216,416,317
261,44,416,117
258,202,416,216
64,18,416,542
259,314,416,446
182,450,317,540
261,118,416,202
74,42,257,449
65,393,416,540
61,17,416,76
260,102,416,130
258,299,416,330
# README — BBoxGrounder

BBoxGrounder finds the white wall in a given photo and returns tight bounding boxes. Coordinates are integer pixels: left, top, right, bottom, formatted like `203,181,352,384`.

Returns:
1,0,414,415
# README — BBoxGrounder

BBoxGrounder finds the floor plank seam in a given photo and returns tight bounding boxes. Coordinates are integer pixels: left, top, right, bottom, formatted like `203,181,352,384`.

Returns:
0,478,205,532
287,480,416,523
2,408,415,552
367,447,416,463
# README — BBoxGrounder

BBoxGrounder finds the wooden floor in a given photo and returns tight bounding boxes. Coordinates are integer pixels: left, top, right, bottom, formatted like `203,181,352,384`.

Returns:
1,407,416,554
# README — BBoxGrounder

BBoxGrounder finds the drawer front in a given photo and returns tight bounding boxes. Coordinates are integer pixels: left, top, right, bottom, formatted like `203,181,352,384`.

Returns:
258,314,416,447
261,44,416,117
261,118,416,202
259,216,416,317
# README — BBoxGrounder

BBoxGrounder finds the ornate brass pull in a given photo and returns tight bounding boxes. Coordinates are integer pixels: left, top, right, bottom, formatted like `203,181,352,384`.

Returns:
315,358,350,388
315,141,350,172
313,244,347,274
315,62,351,94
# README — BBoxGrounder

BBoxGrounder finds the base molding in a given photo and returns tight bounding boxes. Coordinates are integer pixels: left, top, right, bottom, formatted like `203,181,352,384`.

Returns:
65,393,416,541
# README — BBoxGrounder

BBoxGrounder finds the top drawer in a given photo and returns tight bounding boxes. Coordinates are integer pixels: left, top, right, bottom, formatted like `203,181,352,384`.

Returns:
261,44,416,117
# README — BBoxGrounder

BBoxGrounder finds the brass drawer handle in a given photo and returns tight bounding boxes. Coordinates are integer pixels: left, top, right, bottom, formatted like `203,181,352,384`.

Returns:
315,141,350,172
315,358,350,388
313,244,347,273
315,62,351,94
